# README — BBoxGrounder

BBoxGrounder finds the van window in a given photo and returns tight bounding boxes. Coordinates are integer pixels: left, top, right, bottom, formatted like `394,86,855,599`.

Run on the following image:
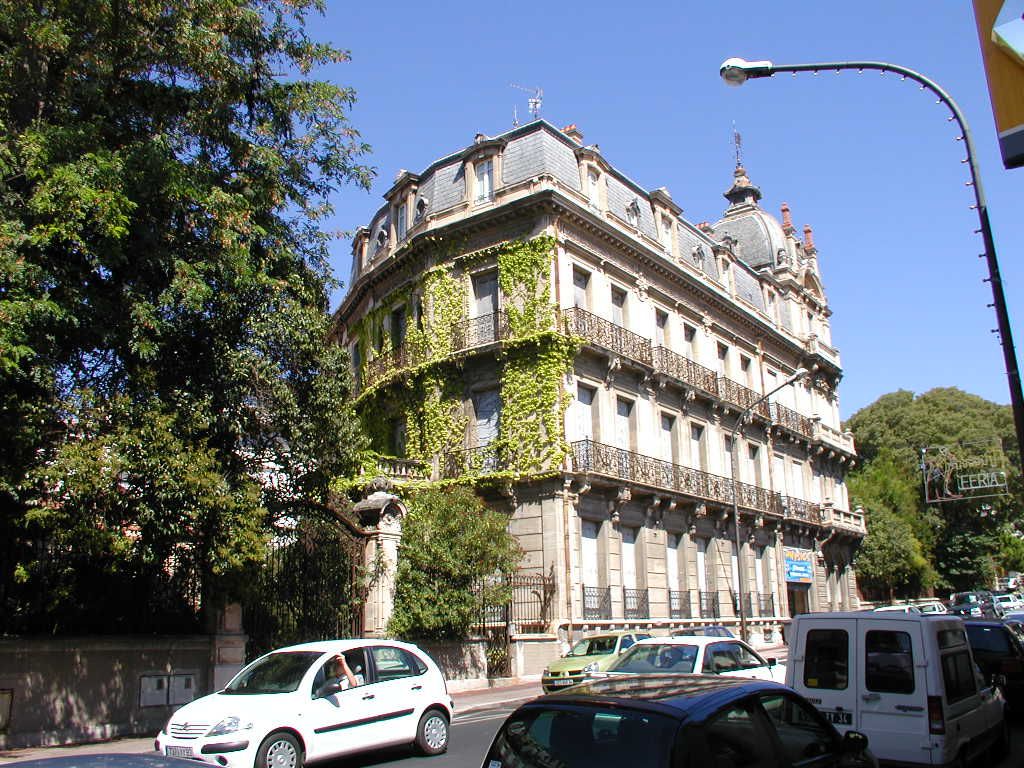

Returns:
803,629,848,690
937,629,967,649
865,630,915,694
941,650,977,704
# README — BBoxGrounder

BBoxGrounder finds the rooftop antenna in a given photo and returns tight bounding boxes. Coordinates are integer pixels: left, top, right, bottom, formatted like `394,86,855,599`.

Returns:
510,83,543,120
732,121,743,168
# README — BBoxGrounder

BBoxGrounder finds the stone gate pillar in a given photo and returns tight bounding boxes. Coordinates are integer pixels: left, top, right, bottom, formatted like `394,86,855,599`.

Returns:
353,482,407,638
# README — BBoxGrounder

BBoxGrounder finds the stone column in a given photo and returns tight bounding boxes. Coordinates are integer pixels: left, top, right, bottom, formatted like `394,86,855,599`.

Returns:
354,487,407,638
210,603,247,692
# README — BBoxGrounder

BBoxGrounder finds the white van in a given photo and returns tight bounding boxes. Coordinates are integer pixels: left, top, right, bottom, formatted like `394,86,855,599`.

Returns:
785,612,1007,766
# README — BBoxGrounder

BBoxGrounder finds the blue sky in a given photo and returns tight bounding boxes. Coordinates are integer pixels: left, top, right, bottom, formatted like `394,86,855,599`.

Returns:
314,2,1022,421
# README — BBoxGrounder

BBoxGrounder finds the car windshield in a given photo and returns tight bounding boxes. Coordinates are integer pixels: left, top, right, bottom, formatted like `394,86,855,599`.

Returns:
223,651,322,694
610,643,698,673
485,705,677,768
570,636,618,656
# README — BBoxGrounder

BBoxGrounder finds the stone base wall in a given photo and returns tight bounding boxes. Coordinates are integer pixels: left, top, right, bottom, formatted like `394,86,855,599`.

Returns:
0,634,240,750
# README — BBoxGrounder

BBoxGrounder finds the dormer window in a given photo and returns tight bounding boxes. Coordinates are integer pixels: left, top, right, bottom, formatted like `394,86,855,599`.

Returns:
692,246,705,269
395,203,407,240
475,158,494,202
587,168,601,207
660,215,673,250
626,199,640,227
415,197,428,222
376,229,388,249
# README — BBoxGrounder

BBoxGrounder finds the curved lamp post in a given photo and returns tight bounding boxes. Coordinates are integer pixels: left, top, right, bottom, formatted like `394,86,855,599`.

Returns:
720,57,1024,471
731,366,807,643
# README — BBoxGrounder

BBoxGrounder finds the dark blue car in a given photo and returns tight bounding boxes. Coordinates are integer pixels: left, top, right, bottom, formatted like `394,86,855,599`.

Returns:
482,675,876,768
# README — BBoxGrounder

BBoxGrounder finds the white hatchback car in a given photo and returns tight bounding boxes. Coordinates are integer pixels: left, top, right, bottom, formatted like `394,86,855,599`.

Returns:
602,636,787,683
155,639,452,768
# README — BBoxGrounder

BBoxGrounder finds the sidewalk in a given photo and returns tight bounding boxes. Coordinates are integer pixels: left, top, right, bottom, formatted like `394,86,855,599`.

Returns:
0,678,543,764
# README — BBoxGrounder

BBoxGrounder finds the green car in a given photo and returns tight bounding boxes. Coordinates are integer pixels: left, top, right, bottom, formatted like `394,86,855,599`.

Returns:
541,630,651,692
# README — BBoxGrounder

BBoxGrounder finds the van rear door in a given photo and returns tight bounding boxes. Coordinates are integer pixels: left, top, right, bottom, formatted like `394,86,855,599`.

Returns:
856,618,929,765
792,619,857,732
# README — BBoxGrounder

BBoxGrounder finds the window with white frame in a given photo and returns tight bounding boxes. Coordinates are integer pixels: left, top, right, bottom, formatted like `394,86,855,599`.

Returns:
683,323,697,358
395,202,407,240
747,443,762,486
696,538,709,593
689,422,707,470
622,527,638,590
667,534,681,593
659,413,676,463
473,389,501,448
790,460,804,499
472,271,498,318
655,309,669,347
475,158,494,202
572,267,591,309
716,342,729,376
611,286,626,326
581,520,600,586
740,355,753,387
574,383,596,441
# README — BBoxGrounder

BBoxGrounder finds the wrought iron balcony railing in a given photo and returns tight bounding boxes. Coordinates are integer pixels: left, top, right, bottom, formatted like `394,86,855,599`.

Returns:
364,343,422,390
652,346,719,396
623,588,650,620
717,376,771,419
780,495,822,522
561,307,653,366
441,443,505,479
451,311,511,351
570,439,782,516
699,591,720,619
669,589,693,619
744,592,777,618
582,585,612,620
358,456,429,481
770,401,815,439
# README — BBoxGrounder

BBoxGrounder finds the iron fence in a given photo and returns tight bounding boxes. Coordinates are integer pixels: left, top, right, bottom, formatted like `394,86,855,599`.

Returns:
652,346,719,395
582,585,612,620
472,573,556,634
699,591,720,619
781,495,820,522
442,444,505,479
770,401,814,439
717,377,771,419
451,311,510,351
561,307,653,366
669,589,693,619
623,588,650,620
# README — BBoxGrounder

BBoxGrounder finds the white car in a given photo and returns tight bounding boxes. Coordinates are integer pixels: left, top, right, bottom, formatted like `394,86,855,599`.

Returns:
915,600,948,614
872,604,922,614
602,635,787,683
992,593,1024,613
156,639,453,768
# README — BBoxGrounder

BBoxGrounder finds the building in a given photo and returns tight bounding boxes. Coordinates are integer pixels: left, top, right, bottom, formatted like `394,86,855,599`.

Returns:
333,120,864,664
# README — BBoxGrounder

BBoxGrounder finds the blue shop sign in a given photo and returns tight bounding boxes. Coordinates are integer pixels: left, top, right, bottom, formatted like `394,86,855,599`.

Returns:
784,548,814,584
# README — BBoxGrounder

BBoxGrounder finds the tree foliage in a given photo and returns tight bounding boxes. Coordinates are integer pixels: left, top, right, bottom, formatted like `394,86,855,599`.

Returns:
0,0,371,631
388,487,522,641
846,388,1021,595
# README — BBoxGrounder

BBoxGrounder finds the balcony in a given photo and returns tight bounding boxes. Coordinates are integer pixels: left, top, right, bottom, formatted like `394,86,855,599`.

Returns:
451,311,511,351
745,592,776,617
583,585,612,620
716,376,771,419
813,420,856,455
699,591,721,619
770,401,815,440
570,439,782,516
803,334,840,366
441,443,505,479
669,589,693,619
561,307,653,367
652,346,718,397
824,505,867,533
780,495,822,523
623,588,650,620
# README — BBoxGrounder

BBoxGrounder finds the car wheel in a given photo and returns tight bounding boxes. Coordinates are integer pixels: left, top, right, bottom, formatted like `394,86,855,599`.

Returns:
415,708,449,755
256,731,303,768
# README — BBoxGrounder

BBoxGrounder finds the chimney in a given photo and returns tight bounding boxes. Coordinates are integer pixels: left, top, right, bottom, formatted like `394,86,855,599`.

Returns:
803,224,816,253
562,124,584,144
780,202,794,234
474,132,488,144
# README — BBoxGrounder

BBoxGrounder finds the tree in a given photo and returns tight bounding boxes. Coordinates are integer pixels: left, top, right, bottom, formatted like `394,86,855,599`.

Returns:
845,388,1020,593
854,508,936,601
0,0,370,631
388,487,522,641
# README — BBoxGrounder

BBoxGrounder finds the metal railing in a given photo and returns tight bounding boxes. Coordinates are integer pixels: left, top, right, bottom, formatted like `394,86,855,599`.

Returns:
699,591,720,619
770,401,815,439
582,585,612,620
451,311,511,351
472,573,556,634
780,495,821,522
623,588,650,620
652,346,719,396
561,307,653,366
571,440,782,516
717,376,771,419
441,444,505,479
669,589,693,619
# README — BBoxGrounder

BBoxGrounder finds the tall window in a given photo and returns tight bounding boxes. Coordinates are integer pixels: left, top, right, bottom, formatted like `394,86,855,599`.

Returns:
611,286,626,326
754,546,766,605
655,309,668,347
740,355,753,387
572,267,590,309
790,460,804,499
615,398,634,451
748,443,762,486
659,413,676,463
667,534,680,593
660,215,673,250
723,435,734,476
473,389,500,448
716,342,729,376
475,158,494,202
587,168,601,207
683,323,696,358
696,538,708,593
395,202,407,240
389,306,406,350
622,527,638,590
575,384,596,441
472,271,498,318
626,199,640,227
689,423,707,470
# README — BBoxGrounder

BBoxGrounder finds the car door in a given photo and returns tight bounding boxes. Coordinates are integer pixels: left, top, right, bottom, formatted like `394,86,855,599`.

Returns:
358,645,429,747
856,621,928,765
699,696,782,768
757,691,848,767
304,648,385,760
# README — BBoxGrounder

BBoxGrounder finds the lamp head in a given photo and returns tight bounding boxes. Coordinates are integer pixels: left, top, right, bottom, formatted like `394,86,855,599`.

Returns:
719,57,775,86
787,367,810,385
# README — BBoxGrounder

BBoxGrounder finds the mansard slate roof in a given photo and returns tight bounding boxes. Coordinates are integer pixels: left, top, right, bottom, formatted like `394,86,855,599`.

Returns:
712,211,788,270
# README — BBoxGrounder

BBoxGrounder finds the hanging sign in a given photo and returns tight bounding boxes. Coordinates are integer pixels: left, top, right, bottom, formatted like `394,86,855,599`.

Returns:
784,548,814,584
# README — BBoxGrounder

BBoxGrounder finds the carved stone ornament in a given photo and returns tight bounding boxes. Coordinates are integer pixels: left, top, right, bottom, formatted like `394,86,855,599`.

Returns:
635,276,649,302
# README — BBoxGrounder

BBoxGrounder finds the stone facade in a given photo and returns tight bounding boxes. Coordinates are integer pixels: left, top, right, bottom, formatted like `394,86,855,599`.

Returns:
334,120,863,649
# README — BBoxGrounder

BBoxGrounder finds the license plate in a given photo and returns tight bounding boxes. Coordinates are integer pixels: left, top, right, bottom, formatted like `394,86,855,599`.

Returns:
823,710,852,725
166,746,194,758
550,679,576,687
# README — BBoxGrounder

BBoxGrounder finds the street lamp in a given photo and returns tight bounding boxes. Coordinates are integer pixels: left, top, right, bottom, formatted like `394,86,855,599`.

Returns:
730,366,807,643
719,57,1024,472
